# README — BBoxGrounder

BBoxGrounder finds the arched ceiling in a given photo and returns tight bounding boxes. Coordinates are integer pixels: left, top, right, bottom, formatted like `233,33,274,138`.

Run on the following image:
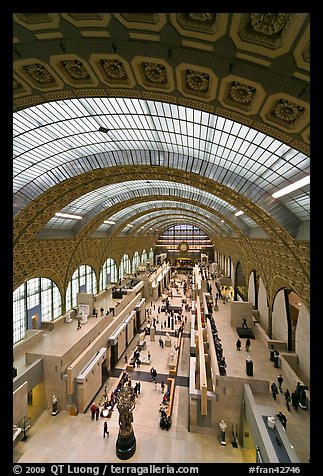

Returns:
13,12,310,247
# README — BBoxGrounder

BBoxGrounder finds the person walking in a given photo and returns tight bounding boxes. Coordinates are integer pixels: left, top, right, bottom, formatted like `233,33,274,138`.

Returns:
277,411,287,430
271,382,278,400
277,374,284,393
245,338,251,352
103,420,109,438
284,389,291,411
77,318,81,330
90,403,96,420
161,381,165,394
236,338,242,351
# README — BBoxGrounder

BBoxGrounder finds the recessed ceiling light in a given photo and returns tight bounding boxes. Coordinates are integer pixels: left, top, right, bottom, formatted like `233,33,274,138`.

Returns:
98,126,109,133
272,176,310,198
55,212,82,220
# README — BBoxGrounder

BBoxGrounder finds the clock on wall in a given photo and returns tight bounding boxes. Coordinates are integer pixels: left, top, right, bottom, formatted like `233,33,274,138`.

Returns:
178,241,189,252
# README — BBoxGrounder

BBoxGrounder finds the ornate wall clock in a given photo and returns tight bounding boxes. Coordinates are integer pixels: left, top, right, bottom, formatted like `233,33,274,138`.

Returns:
178,241,189,252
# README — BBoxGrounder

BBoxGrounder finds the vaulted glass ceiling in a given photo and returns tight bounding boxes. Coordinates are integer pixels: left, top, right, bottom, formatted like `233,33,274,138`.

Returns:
98,200,231,236
13,97,310,237
44,180,256,234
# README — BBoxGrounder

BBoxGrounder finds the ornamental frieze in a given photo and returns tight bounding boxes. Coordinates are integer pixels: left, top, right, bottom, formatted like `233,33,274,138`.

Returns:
222,80,257,112
61,60,91,80
186,70,210,92
176,12,218,34
274,99,305,122
249,13,290,36
24,63,55,84
239,13,291,49
188,13,215,22
230,81,256,104
101,59,128,81
263,97,307,132
13,77,22,90
302,42,310,63
143,62,167,84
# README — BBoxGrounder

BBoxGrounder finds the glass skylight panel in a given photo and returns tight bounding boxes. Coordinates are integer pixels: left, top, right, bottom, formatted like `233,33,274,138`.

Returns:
288,153,307,167
280,195,310,220
215,115,226,131
45,216,78,229
14,97,310,234
244,128,258,142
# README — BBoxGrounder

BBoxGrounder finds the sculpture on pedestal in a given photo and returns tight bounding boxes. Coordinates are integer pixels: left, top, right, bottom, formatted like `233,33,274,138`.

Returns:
51,395,58,416
219,419,227,445
116,386,136,459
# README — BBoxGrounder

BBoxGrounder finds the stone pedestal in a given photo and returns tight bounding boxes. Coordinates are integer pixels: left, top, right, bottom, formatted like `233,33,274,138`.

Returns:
246,359,253,376
116,430,136,460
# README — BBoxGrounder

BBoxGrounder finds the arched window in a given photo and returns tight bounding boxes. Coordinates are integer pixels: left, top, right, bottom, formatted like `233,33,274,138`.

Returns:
66,265,97,311
132,252,140,274
99,257,118,290
141,249,147,264
119,254,131,280
236,262,247,301
148,247,154,265
13,278,62,344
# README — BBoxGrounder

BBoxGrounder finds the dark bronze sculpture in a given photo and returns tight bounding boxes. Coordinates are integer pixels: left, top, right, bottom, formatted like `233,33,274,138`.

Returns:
115,385,136,459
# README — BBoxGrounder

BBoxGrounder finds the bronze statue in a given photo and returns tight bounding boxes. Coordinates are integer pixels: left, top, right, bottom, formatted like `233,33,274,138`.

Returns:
115,385,136,459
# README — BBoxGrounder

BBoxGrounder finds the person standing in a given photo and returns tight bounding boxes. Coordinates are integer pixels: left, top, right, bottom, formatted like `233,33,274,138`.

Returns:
77,318,81,330
269,344,275,362
273,349,280,368
103,420,109,438
236,338,242,351
245,338,251,352
277,374,284,393
291,390,299,411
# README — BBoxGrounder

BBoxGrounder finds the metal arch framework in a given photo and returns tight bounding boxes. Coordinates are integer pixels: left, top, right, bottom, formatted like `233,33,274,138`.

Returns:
14,165,296,246
101,205,230,238
81,196,247,244
95,202,229,237
65,181,252,236
126,214,218,239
